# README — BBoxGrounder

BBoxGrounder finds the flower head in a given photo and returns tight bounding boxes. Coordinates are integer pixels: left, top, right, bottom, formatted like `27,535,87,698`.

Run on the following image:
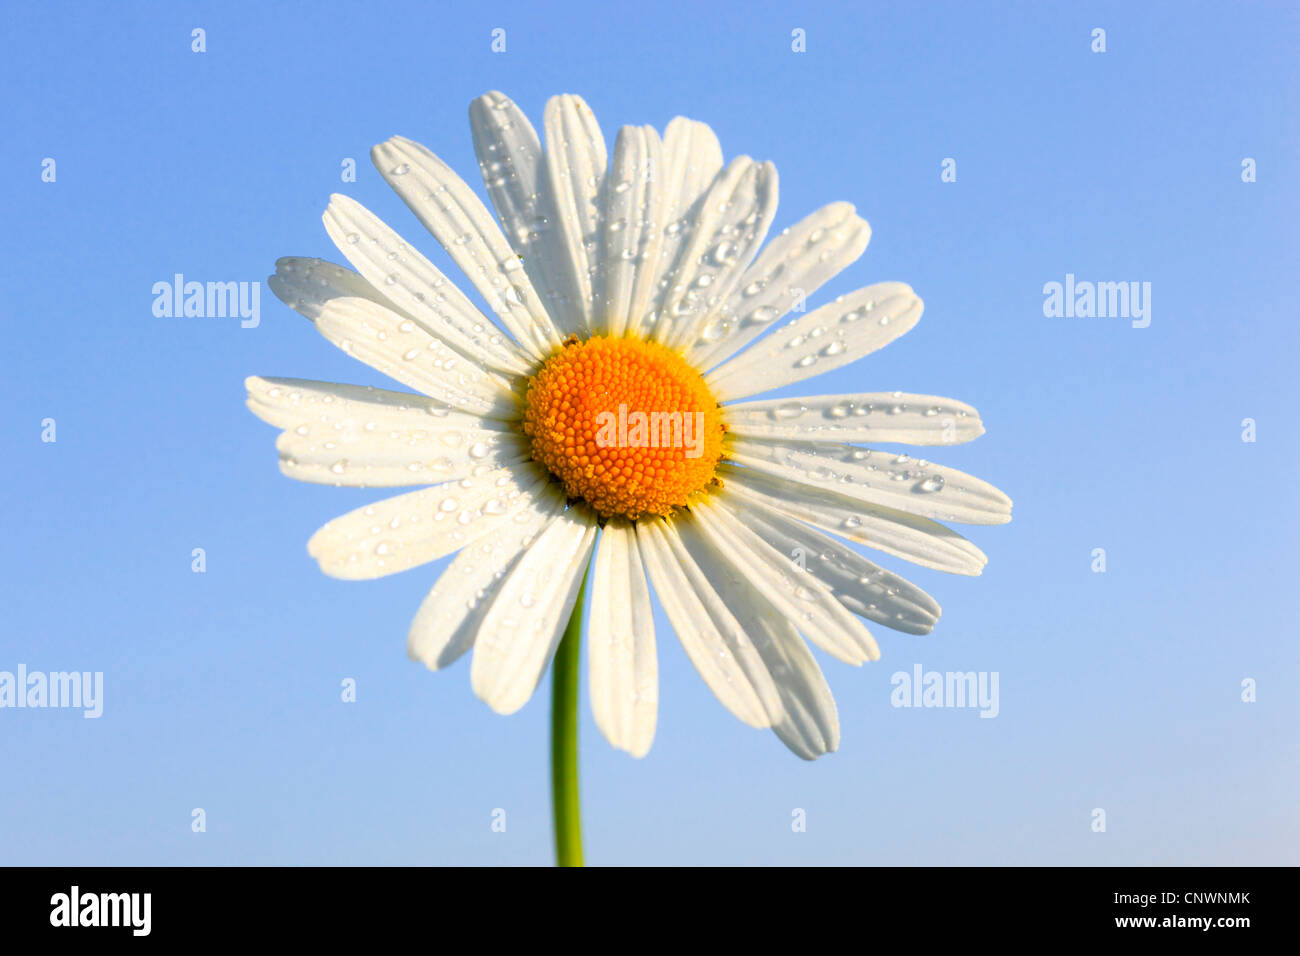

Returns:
246,91,1011,759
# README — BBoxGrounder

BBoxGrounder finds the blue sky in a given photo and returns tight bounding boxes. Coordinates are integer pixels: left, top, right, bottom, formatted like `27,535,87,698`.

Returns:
1,0,1296,865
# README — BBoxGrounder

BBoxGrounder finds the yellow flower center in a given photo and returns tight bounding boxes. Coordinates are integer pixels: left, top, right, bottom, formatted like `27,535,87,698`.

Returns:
522,336,725,520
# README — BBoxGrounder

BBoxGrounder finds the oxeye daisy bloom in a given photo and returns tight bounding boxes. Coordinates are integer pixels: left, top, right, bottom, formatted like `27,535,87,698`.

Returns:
246,90,1011,774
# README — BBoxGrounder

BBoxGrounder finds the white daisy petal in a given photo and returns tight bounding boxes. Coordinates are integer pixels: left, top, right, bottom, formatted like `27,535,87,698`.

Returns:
728,437,1013,526
690,498,879,665
674,514,840,760
587,519,658,757
408,484,568,671
306,463,546,580
654,157,779,350
725,393,985,445
267,257,392,322
470,505,598,715
600,125,664,338
245,375,459,430
275,421,524,489
314,297,517,419
372,135,563,360
469,91,585,336
762,622,840,760
706,282,923,401
543,94,608,335
712,490,941,635
635,517,783,729
248,375,524,485
720,463,988,576
685,203,871,370
322,193,534,377
661,117,725,215
278,446,524,489
623,116,724,340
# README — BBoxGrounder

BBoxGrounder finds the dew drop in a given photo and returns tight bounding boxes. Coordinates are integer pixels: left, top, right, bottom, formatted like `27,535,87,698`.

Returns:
710,240,737,265
916,475,946,493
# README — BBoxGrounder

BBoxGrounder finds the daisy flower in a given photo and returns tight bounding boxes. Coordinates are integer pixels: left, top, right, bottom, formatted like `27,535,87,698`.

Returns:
246,90,1011,773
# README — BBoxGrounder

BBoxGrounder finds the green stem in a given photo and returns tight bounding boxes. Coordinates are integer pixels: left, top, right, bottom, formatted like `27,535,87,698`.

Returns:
551,577,586,867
